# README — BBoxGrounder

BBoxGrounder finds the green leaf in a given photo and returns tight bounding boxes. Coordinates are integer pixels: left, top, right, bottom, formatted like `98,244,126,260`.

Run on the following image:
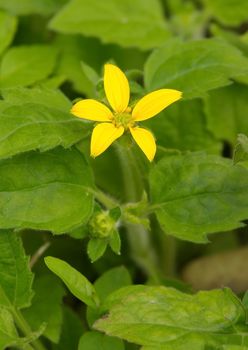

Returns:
52,306,84,350
39,75,66,89
0,86,71,110
49,0,171,50
95,286,247,349
53,35,98,96
234,134,248,164
144,99,221,154
78,331,124,350
87,238,108,263
87,266,132,327
94,266,132,303
203,0,248,26
0,306,19,349
23,275,65,343
0,102,89,160
221,346,248,350
0,45,58,89
109,229,121,255
0,0,67,16
144,38,248,99
204,83,248,145
149,152,248,242
0,148,94,233
86,266,132,327
81,61,99,87
45,256,99,308
0,230,33,309
0,10,17,56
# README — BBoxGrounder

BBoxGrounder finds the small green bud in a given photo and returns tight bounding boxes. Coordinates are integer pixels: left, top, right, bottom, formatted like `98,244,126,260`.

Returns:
89,211,115,239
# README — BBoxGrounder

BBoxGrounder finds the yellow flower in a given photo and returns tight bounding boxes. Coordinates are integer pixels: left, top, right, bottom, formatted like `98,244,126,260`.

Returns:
71,64,182,161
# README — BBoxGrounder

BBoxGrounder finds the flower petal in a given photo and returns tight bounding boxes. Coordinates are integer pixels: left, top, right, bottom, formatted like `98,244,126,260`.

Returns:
130,126,156,162
104,64,130,113
132,89,182,121
91,123,124,158
71,99,113,122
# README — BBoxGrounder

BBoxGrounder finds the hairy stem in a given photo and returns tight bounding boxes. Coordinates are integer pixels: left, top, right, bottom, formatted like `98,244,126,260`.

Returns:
115,143,161,283
12,308,46,350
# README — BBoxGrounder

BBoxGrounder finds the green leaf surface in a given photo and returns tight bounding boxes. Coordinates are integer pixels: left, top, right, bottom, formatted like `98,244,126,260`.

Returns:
149,153,248,242
109,229,121,255
0,306,19,350
234,134,248,164
45,256,99,308
0,0,67,15
86,266,132,327
52,306,84,350
87,238,108,263
23,275,65,343
203,0,248,26
0,45,58,88
0,230,33,309
53,35,98,96
0,86,71,110
144,38,248,99
144,99,221,154
0,148,94,233
0,101,89,160
94,266,132,303
49,0,171,50
39,75,66,89
204,83,248,145
78,331,124,350
221,346,248,350
0,10,17,56
95,285,247,349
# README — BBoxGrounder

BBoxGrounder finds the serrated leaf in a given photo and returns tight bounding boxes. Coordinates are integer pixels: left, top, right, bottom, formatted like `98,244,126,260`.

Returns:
49,0,171,50
23,275,65,343
144,99,221,153
78,331,124,350
95,286,247,349
0,0,67,16
149,153,248,242
0,148,94,233
87,238,108,263
0,10,17,56
204,83,248,145
0,102,89,159
144,38,248,99
0,230,33,309
45,256,99,308
1,86,71,110
0,45,58,89
203,0,248,26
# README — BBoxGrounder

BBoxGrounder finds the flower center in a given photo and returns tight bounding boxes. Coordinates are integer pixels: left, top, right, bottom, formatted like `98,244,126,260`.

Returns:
113,112,134,129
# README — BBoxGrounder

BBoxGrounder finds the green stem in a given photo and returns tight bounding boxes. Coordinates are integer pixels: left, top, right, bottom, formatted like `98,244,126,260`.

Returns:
115,143,161,283
83,186,119,209
161,234,177,277
12,308,46,350
93,188,119,209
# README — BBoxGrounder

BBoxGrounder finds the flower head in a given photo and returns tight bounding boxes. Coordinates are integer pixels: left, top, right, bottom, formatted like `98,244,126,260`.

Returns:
71,64,182,161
